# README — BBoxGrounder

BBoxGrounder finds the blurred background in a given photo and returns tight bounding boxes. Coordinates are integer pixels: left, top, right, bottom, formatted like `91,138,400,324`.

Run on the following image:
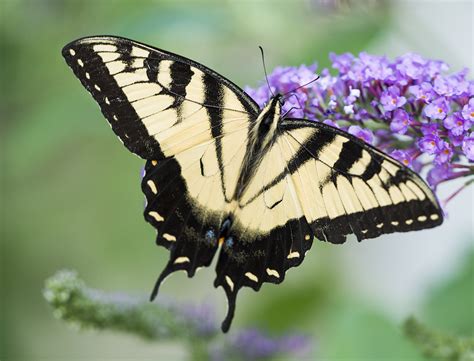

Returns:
1,0,472,360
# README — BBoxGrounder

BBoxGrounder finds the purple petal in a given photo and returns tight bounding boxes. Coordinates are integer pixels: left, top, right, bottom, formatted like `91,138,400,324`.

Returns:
348,125,374,144
461,98,474,122
462,133,474,160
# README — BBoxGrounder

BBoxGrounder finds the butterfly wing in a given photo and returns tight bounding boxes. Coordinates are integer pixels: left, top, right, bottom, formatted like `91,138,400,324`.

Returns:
279,118,443,242
62,36,259,160
62,36,259,306
214,117,443,331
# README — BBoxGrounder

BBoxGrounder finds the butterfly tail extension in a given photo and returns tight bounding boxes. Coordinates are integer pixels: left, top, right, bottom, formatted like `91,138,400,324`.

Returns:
150,263,173,301
143,159,221,301
213,218,313,332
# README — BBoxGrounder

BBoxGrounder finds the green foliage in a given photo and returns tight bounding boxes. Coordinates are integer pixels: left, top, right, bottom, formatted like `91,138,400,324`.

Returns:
404,317,474,361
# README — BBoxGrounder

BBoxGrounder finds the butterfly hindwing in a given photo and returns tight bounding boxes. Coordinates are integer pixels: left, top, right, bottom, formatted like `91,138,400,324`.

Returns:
213,134,316,331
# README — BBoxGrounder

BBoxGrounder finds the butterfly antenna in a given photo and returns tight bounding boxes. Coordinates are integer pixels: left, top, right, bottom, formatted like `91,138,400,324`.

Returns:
281,75,320,99
281,94,304,118
259,46,275,98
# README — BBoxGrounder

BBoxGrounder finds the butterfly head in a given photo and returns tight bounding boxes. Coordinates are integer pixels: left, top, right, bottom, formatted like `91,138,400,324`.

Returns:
259,95,282,126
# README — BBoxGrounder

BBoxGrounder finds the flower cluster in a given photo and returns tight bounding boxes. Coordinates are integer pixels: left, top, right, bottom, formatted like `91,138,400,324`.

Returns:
211,328,312,361
245,52,473,205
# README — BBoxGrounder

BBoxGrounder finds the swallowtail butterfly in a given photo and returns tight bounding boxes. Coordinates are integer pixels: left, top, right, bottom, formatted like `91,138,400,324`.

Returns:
62,36,443,332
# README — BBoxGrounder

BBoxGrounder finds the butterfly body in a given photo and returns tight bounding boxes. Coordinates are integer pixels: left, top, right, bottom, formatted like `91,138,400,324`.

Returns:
63,36,443,332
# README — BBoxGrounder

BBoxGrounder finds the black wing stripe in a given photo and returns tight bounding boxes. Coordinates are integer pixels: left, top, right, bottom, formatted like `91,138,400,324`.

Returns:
241,129,335,204
361,152,383,180
144,56,161,84
169,61,194,100
333,140,364,174
63,43,162,159
203,72,228,200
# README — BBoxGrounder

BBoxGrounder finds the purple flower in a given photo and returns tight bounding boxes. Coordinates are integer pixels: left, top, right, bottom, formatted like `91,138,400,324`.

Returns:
434,140,453,165
278,334,312,357
360,52,393,81
462,132,474,160
434,76,453,96
462,98,474,122
418,134,440,154
327,98,337,109
348,125,374,144
212,328,312,361
395,53,426,80
427,164,455,187
391,149,413,167
330,52,354,73
425,59,449,79
409,82,435,102
433,72,470,97
179,303,217,336
390,109,411,134
244,85,269,108
448,132,464,147
323,118,340,128
423,97,450,119
444,112,469,136
232,329,277,359
420,123,440,136
344,87,361,104
282,94,305,118
380,86,407,111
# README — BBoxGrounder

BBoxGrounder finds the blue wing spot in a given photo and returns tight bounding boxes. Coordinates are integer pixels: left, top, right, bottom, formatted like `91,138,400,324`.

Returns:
225,237,234,249
205,229,216,245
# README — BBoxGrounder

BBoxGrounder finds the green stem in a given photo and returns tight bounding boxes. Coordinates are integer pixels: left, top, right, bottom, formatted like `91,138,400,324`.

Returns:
43,270,218,341
403,317,474,361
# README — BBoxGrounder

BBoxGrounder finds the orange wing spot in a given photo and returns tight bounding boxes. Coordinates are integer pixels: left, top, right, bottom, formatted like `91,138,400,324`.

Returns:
218,237,225,246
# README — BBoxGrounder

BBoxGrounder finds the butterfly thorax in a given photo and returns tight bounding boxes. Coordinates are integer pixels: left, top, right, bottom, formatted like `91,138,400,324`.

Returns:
254,95,283,148
231,95,282,202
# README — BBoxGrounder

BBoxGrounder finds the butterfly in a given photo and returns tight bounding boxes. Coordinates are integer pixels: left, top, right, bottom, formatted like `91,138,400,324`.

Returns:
62,36,443,332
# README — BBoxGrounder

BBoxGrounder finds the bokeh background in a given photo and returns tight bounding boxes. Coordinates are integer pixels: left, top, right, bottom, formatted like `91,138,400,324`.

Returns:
1,0,473,360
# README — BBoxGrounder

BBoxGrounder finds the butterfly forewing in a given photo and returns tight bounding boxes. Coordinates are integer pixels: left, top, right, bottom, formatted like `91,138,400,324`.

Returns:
62,36,258,160
278,118,443,243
